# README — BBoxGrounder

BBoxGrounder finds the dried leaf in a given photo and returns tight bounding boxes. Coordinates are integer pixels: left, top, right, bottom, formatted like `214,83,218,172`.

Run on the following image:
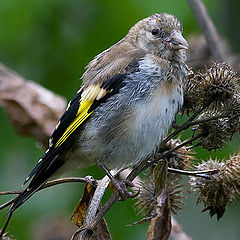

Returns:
91,217,112,240
71,183,96,227
153,159,168,197
147,187,172,240
0,63,66,147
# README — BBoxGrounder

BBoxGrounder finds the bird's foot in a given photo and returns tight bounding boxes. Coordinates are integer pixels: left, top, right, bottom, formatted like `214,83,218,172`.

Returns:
111,179,134,201
112,179,134,201
96,162,136,200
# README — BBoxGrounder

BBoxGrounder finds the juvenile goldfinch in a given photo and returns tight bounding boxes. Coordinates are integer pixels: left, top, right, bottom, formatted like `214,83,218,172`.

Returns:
0,13,188,236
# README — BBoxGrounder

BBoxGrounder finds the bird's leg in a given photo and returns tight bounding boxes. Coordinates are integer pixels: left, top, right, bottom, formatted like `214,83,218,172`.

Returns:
171,117,180,129
96,162,134,201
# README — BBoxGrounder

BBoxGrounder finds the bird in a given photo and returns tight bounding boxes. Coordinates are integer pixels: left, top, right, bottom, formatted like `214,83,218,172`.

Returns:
0,13,188,237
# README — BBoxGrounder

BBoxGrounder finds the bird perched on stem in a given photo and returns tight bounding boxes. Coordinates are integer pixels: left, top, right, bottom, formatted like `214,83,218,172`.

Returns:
0,13,188,237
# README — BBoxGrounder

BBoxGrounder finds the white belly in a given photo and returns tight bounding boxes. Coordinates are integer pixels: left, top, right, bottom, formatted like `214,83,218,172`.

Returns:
123,82,183,167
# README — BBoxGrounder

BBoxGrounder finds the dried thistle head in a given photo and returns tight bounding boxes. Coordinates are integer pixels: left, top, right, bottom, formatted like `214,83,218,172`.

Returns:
182,71,204,114
223,93,240,134
204,63,240,110
195,112,235,150
135,173,184,218
157,136,195,169
195,90,240,151
167,174,185,214
183,62,240,113
189,153,240,220
135,177,156,217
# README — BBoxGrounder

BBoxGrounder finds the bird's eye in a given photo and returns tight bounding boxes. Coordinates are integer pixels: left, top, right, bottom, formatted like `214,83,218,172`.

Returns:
151,29,166,38
151,29,159,35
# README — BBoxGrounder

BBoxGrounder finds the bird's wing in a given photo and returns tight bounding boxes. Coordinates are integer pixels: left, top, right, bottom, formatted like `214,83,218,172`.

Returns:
9,48,145,213
23,47,146,186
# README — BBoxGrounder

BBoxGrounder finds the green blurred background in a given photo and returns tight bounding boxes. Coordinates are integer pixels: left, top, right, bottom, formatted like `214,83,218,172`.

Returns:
0,0,240,239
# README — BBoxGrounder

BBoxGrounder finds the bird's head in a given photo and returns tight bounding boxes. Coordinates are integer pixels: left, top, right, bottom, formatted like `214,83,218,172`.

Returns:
127,13,188,62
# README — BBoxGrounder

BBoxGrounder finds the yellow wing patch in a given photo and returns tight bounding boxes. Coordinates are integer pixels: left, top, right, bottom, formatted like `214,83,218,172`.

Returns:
56,85,107,147
56,99,94,147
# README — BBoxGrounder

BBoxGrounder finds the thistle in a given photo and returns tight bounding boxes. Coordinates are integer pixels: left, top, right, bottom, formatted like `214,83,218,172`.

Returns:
183,62,240,113
189,153,240,220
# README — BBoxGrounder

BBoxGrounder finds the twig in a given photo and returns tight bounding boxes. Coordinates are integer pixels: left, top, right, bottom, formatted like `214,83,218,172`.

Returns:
187,0,225,61
0,177,96,197
168,168,218,178
42,176,97,189
190,113,240,127
161,98,213,146
75,175,113,240
0,199,15,211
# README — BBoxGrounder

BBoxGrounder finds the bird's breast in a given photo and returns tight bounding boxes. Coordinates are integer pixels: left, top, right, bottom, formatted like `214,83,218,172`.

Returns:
128,79,183,165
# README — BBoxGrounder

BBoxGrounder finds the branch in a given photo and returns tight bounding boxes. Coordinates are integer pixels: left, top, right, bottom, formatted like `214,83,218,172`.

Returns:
0,177,96,210
168,168,218,179
73,174,113,240
187,0,225,61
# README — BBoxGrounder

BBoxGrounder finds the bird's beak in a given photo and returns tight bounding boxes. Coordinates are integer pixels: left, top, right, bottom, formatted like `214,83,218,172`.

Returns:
169,30,188,50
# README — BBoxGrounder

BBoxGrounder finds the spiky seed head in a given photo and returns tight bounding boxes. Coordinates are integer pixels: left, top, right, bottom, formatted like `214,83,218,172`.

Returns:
183,62,240,114
189,153,240,220
195,111,235,150
158,136,195,169
135,173,184,218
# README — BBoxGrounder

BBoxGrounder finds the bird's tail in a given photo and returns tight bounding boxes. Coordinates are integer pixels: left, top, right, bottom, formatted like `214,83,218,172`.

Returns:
0,151,65,238
10,185,42,213
0,185,41,239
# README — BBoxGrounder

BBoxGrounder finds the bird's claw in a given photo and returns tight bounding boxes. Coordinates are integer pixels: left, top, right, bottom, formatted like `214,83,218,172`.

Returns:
113,179,134,201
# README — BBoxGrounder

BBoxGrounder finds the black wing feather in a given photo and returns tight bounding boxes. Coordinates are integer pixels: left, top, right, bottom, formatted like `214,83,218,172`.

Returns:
23,90,83,186
50,89,83,145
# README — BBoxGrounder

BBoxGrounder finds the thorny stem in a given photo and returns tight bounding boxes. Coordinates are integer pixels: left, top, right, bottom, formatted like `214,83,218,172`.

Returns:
168,168,218,178
190,113,240,127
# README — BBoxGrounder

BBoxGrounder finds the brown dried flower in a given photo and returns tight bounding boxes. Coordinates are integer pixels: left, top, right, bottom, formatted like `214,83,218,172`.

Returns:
195,112,235,150
157,137,195,170
135,173,184,218
195,90,240,150
183,62,240,113
189,153,240,220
